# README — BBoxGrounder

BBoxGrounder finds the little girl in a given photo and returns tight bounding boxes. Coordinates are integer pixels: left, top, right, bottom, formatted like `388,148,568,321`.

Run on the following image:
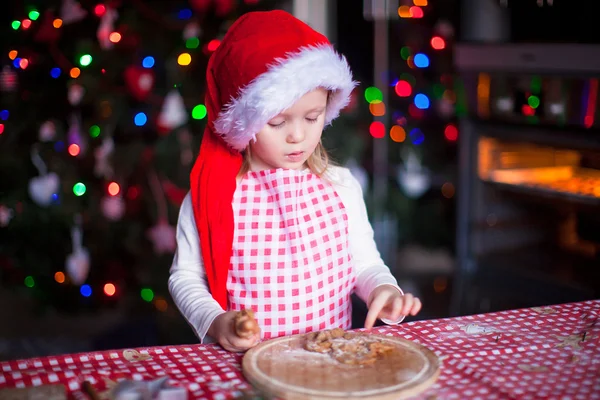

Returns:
169,10,421,352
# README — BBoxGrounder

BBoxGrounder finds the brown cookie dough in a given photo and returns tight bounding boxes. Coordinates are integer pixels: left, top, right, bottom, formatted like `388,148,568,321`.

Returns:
304,328,395,365
234,309,260,339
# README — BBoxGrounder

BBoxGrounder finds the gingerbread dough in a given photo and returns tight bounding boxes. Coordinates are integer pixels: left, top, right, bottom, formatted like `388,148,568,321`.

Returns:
304,328,395,365
234,309,260,339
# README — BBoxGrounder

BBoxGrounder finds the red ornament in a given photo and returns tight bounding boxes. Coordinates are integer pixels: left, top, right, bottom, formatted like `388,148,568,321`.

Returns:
124,65,155,101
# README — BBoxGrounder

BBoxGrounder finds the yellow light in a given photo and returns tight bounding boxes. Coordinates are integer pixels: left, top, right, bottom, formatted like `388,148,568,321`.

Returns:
413,0,428,6
177,53,192,66
53,18,63,28
70,67,81,78
8,50,18,60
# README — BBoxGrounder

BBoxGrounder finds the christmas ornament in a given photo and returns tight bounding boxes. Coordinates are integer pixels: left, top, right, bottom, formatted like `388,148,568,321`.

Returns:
0,205,14,227
68,83,85,106
101,195,125,221
183,21,201,40
39,121,57,142
147,171,176,254
157,90,188,132
396,148,431,199
28,148,59,207
124,65,155,101
97,7,119,50
345,158,369,193
60,0,88,24
34,11,62,43
0,65,18,92
94,136,114,178
66,215,90,285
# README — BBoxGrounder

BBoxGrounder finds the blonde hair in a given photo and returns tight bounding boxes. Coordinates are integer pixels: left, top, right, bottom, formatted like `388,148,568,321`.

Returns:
238,140,333,178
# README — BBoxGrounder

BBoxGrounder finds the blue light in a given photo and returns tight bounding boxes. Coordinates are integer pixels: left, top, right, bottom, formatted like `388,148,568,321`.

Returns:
50,68,61,78
80,284,92,297
0,110,9,120
142,56,155,68
413,53,430,68
134,112,147,126
414,93,430,110
13,58,21,69
52,193,59,203
409,128,425,145
178,8,192,19
54,141,65,152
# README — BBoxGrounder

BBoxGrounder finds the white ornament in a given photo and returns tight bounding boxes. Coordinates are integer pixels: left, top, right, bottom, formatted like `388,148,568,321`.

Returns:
60,0,88,24
28,148,59,207
66,216,90,285
183,21,201,40
39,121,57,142
158,90,188,131
101,195,125,221
97,7,119,50
0,205,14,227
396,148,431,199
68,83,85,106
345,158,369,194
147,218,176,255
94,136,114,178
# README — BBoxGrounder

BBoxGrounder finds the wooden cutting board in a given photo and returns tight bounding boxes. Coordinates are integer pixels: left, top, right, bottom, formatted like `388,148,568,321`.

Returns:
242,333,440,400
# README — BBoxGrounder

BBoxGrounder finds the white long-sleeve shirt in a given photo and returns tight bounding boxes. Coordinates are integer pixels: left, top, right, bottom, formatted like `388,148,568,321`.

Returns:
169,166,403,343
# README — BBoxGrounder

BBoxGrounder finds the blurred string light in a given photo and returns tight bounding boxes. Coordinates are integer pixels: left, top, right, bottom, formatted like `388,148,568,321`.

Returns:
369,121,385,138
24,276,35,288
413,53,429,68
109,32,121,43
8,50,17,60
94,4,106,17
409,128,425,145
0,110,9,120
398,6,423,18
141,288,154,302
186,37,200,49
108,181,120,196
178,8,192,19
206,39,221,52
29,10,40,20
55,272,66,283
395,80,412,97
51,67,61,78
414,93,430,109
104,283,116,296
80,284,92,297
177,53,192,66
68,144,80,156
390,125,406,142
444,124,458,141
142,56,155,68
364,87,383,104
79,54,92,67
431,36,446,50
134,112,147,126
89,125,100,137
73,182,86,196
53,19,63,28
70,68,81,78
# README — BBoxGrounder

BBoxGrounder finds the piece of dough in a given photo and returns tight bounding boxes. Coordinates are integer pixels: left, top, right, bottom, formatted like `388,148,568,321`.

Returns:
234,309,260,339
304,329,394,365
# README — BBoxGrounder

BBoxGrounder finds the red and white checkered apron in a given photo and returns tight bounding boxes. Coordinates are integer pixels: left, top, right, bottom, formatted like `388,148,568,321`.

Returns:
228,168,356,339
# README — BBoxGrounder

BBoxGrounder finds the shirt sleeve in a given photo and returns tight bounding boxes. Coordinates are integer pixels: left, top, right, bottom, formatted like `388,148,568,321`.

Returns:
168,192,225,343
337,168,406,325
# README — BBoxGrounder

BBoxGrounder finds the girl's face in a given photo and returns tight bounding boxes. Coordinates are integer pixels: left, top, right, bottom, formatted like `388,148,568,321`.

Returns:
247,88,328,171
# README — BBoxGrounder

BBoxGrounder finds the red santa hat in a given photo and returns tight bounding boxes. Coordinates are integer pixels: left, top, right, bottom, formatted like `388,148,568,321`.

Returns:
190,10,356,310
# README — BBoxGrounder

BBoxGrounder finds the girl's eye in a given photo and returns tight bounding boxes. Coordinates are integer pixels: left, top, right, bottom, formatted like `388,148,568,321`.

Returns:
306,117,318,123
268,121,285,128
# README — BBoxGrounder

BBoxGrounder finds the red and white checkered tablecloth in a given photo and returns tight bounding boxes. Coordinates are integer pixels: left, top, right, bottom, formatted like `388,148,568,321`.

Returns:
1,300,599,399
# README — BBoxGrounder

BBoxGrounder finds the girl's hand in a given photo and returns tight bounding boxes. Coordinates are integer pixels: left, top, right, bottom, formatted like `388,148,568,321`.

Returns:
365,285,422,329
208,311,261,352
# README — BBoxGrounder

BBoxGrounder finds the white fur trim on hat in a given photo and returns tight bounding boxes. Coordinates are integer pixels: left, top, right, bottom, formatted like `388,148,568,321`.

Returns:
213,45,357,152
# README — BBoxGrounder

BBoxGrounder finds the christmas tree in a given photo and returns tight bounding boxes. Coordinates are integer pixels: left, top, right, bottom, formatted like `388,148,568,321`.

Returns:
0,0,285,321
